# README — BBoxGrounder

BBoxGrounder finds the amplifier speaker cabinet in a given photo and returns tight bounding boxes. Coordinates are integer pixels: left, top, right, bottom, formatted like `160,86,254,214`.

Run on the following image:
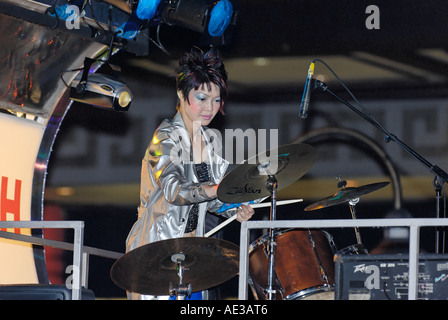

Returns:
0,284,95,300
334,254,448,300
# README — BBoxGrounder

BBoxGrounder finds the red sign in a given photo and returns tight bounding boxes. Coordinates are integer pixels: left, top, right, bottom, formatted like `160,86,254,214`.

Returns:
0,177,22,234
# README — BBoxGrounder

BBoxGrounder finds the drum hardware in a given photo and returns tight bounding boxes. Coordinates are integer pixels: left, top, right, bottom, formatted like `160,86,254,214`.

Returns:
308,230,331,284
205,197,302,300
112,144,315,298
342,177,362,247
248,229,336,300
110,237,239,296
265,169,278,300
168,253,192,300
217,143,317,300
305,179,390,250
348,197,363,246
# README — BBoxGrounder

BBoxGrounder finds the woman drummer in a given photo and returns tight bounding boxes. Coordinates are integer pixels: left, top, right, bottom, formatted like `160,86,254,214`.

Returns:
125,47,254,300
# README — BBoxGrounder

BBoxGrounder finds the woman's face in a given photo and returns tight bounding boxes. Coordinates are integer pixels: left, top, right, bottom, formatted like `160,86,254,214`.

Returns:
178,83,222,132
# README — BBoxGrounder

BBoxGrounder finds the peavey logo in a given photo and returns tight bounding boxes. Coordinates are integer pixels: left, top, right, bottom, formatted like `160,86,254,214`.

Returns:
226,184,261,196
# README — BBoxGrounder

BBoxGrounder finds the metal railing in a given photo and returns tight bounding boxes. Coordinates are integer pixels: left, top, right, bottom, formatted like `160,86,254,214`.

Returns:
238,218,448,300
0,221,123,300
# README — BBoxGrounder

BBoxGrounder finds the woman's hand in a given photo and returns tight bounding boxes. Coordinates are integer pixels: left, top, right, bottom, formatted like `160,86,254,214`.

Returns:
236,204,255,222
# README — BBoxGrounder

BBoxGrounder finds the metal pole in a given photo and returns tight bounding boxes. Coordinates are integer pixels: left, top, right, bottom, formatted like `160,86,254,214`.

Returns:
408,224,420,300
266,176,278,300
238,221,250,300
348,198,363,245
72,223,84,300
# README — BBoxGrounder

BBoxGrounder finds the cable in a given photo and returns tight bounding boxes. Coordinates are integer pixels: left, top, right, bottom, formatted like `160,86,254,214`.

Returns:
59,67,84,89
86,0,108,33
141,23,171,55
314,58,448,182
313,59,390,137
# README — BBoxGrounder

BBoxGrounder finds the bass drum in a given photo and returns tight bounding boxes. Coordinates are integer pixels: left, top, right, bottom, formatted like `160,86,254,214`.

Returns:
248,229,336,300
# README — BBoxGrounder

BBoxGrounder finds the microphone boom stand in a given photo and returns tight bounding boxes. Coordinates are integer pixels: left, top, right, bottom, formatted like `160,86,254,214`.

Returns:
313,79,448,253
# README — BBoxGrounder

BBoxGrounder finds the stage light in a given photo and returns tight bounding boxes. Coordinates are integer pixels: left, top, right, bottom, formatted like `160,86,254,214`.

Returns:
69,73,132,111
162,0,234,37
208,0,233,37
136,0,162,20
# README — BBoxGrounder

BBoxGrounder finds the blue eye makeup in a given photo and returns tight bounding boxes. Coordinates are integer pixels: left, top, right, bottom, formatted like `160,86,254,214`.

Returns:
194,93,206,101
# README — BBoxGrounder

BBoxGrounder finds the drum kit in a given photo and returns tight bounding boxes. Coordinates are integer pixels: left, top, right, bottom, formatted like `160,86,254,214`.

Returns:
110,143,390,300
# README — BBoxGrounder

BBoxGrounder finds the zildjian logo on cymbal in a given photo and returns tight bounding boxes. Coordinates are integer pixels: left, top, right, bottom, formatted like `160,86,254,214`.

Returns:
226,184,261,196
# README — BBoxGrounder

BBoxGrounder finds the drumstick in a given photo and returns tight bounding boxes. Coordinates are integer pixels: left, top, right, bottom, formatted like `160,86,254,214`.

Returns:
204,199,303,238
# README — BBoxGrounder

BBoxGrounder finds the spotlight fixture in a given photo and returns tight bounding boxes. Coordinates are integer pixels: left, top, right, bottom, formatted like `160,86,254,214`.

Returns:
88,0,236,41
162,0,235,37
69,72,132,111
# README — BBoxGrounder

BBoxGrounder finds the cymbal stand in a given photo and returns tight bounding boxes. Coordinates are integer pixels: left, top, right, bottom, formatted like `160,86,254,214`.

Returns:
348,198,363,246
338,177,364,248
266,174,278,300
265,171,279,301
258,161,278,300
169,253,192,300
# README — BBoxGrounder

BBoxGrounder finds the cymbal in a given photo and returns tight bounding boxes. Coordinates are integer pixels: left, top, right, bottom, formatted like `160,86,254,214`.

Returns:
110,237,239,296
304,181,390,211
217,143,316,203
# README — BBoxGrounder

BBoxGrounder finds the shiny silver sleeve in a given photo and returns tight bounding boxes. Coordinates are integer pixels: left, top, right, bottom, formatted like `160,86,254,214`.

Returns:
147,131,216,206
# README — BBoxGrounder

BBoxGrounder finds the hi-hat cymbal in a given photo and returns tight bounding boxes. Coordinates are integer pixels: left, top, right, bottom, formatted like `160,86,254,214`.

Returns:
304,181,390,211
110,237,239,296
217,143,316,203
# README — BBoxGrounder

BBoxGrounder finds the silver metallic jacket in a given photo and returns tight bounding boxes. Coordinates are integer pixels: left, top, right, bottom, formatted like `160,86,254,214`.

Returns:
126,112,231,253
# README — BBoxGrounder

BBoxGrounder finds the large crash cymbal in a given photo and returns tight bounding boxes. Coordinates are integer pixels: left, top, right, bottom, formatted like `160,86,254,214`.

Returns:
217,143,316,203
304,181,390,211
110,237,239,296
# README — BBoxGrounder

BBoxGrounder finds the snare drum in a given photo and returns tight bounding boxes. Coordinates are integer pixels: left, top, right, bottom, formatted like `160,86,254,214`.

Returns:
248,229,336,300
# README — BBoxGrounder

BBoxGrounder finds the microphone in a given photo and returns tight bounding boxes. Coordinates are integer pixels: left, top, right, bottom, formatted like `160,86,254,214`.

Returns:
299,61,315,118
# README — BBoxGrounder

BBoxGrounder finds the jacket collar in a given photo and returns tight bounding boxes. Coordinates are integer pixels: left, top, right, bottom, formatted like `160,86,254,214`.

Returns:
172,111,186,128
172,112,229,182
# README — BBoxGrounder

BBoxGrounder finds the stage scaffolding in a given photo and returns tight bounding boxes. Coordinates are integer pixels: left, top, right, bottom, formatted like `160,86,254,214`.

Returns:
0,221,122,300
